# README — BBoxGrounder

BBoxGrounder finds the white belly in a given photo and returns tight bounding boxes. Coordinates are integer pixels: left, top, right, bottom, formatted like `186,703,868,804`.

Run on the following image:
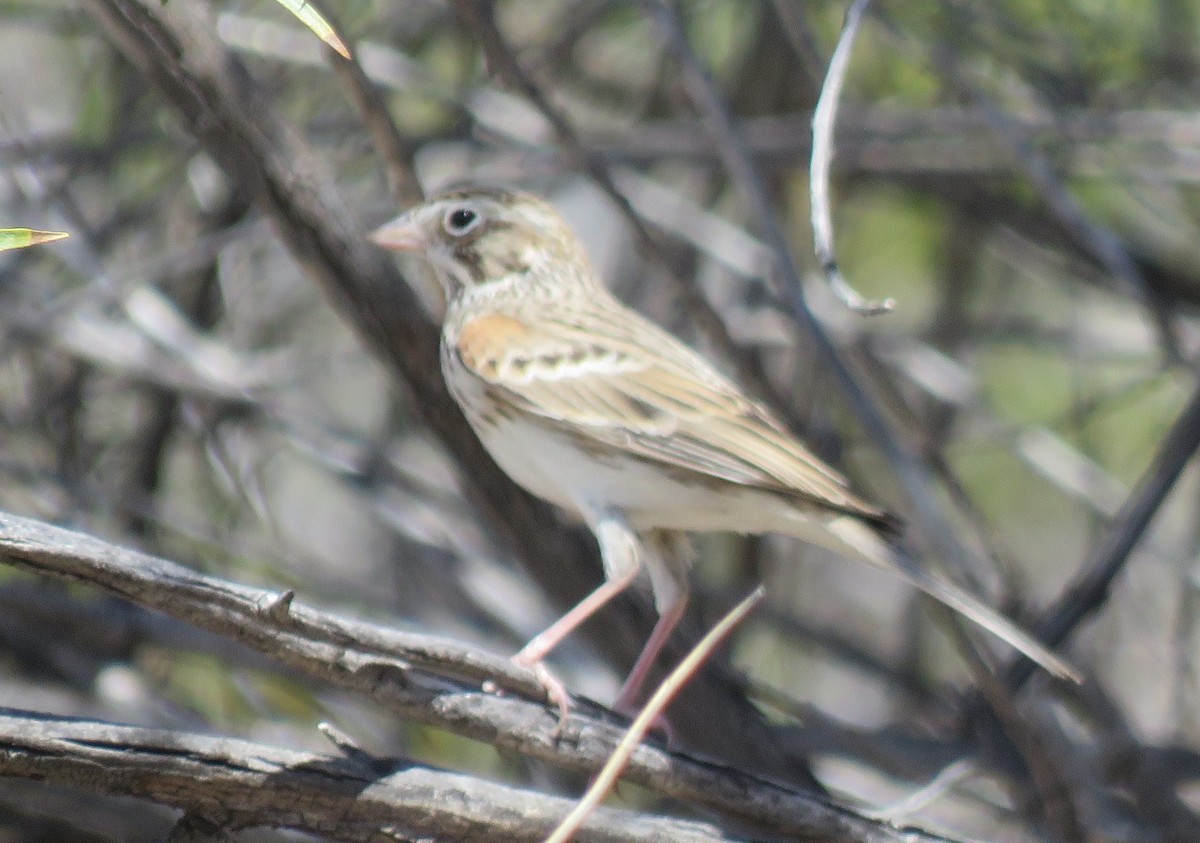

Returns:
469,404,810,535
476,413,690,514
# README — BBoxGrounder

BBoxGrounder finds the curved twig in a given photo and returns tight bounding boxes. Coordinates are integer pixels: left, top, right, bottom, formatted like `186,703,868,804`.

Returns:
809,0,895,315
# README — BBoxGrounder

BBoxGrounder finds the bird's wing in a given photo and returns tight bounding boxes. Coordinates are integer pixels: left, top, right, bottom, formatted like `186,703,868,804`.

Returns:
452,308,890,523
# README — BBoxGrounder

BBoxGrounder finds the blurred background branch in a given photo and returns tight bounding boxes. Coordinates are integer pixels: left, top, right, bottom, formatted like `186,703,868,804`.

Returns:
1,0,1199,840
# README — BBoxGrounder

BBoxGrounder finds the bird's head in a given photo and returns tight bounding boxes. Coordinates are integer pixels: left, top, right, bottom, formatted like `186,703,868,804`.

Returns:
369,187,593,300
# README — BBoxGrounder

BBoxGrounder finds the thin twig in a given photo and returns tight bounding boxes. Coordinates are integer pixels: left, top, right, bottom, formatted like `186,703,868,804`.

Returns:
809,0,895,315
869,760,975,822
546,587,765,843
328,44,425,208
1007,378,1200,690
769,0,826,94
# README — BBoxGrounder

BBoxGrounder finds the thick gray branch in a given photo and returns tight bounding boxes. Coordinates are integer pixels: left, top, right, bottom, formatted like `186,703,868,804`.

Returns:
0,709,730,843
0,509,956,843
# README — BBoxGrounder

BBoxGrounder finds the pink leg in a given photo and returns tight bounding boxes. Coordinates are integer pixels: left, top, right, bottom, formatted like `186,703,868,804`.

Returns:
612,592,689,715
512,564,642,720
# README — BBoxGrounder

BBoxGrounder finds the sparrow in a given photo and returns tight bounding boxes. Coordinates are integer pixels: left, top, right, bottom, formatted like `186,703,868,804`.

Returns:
370,187,1079,717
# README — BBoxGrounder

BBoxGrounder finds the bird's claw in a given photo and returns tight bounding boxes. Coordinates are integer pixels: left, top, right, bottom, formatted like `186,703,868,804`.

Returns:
512,653,571,731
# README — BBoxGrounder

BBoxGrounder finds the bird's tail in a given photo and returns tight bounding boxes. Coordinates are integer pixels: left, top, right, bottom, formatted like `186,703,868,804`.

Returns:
819,515,1082,684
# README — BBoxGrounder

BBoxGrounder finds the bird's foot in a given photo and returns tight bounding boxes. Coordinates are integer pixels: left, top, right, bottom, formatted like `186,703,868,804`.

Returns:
512,650,571,728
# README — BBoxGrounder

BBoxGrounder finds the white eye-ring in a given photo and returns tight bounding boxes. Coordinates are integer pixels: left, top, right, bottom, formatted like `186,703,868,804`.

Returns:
443,206,482,236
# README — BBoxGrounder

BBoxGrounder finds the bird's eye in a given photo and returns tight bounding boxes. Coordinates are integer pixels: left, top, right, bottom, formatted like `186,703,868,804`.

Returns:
444,207,480,235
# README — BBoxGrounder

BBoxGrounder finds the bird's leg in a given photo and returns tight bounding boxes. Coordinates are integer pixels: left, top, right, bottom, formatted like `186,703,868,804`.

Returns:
512,565,641,663
612,591,688,716
613,529,693,717
512,512,643,720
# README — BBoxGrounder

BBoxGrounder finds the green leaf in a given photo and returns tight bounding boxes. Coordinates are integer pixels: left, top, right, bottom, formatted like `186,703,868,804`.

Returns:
271,0,350,59
0,229,69,251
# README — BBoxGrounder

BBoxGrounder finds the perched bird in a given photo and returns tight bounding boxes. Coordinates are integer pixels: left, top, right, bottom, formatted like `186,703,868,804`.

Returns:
370,187,1079,716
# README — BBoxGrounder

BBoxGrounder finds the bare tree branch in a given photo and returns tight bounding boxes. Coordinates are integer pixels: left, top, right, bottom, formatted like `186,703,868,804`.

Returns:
0,508,960,843
809,0,895,315
0,708,735,843
1010,377,1200,689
